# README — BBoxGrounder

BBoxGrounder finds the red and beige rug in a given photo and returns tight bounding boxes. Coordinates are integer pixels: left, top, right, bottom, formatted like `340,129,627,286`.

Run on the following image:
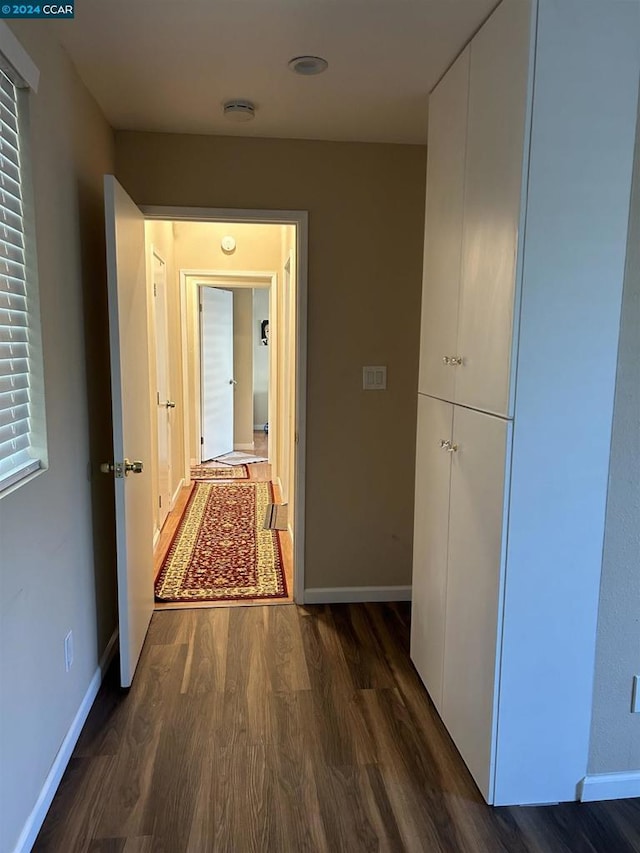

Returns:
155,481,287,603
190,464,249,481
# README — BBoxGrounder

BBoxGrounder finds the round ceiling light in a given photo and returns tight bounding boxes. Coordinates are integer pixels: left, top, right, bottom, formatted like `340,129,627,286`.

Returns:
288,55,328,76
223,100,256,122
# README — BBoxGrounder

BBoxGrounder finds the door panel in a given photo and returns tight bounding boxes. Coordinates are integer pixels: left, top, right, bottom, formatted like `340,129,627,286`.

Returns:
410,394,454,712
442,406,509,801
201,287,234,461
456,0,532,416
153,254,171,529
104,175,154,688
418,47,469,402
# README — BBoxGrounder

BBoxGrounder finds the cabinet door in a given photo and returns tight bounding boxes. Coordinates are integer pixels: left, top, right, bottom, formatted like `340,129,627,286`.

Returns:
410,394,454,712
418,48,469,402
455,0,533,417
442,406,509,802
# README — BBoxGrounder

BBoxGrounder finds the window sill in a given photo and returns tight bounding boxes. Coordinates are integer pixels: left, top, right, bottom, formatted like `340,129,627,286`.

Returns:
0,460,45,500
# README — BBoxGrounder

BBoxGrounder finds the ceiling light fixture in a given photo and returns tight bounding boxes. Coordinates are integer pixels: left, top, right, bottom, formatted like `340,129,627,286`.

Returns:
288,55,328,76
223,100,256,122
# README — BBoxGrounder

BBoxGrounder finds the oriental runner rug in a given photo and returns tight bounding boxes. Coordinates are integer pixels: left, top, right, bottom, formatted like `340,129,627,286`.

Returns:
155,481,287,603
190,464,249,480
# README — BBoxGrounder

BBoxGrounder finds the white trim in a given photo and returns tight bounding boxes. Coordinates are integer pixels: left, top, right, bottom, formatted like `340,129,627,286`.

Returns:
153,527,160,549
170,477,185,510
0,22,39,91
304,586,413,604
142,206,304,225
180,270,276,473
579,772,640,802
12,629,119,853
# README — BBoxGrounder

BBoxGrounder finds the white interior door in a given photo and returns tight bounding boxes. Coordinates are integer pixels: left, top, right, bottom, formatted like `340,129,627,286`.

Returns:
201,287,234,460
410,394,454,713
153,253,171,530
104,175,154,688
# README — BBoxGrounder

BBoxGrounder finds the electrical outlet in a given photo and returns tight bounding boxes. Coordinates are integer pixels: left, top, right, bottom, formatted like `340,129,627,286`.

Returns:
64,630,74,672
632,675,640,713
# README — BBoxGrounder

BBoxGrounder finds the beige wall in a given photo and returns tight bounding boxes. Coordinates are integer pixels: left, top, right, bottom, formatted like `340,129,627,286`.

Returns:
253,288,270,426
0,23,116,852
116,133,427,590
174,221,282,273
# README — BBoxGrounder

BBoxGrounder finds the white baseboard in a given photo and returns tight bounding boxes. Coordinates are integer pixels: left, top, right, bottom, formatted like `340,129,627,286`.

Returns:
12,629,119,853
303,586,412,604
579,771,640,802
153,527,160,549
234,442,255,451
170,478,185,510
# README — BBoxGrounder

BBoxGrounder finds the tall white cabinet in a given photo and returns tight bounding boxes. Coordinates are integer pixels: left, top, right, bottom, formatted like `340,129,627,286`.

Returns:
411,0,640,806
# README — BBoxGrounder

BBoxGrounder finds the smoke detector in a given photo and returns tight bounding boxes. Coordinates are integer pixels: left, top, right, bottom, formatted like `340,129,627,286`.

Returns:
288,55,328,76
223,100,256,122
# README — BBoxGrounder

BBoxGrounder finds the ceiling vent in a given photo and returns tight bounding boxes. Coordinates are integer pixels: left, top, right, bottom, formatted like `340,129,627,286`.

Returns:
223,100,256,122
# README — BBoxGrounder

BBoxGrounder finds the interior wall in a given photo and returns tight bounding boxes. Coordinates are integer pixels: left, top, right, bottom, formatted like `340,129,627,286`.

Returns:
253,288,269,427
0,23,116,853
589,94,640,775
231,288,254,448
174,221,282,272
176,221,284,464
115,133,426,590
145,220,184,527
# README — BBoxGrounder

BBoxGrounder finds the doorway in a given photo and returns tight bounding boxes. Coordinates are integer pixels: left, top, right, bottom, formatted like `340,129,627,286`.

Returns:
144,213,306,605
104,176,307,684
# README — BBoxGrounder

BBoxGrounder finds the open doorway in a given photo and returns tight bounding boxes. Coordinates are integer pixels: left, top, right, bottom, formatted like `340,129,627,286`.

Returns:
144,216,303,610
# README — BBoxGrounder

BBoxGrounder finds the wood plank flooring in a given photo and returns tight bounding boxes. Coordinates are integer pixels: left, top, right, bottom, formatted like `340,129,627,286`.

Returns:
34,603,640,852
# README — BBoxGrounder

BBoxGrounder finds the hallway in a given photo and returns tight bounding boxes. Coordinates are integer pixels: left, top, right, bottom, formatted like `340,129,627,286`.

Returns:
154,430,294,608
34,603,640,852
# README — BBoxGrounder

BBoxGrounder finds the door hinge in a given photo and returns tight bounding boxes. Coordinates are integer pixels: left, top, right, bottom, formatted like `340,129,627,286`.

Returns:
153,282,157,297
200,436,204,445
159,495,162,508
157,391,160,405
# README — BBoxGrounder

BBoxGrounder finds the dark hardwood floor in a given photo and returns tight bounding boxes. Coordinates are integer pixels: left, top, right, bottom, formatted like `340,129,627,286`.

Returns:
34,603,640,852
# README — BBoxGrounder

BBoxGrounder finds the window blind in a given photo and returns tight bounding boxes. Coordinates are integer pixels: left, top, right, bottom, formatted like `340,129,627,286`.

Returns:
0,69,38,490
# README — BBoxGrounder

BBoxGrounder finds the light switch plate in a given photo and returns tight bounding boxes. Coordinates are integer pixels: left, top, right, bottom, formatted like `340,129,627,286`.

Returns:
363,366,387,390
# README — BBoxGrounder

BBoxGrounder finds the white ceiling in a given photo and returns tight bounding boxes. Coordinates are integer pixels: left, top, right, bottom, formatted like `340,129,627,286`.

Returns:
57,0,498,145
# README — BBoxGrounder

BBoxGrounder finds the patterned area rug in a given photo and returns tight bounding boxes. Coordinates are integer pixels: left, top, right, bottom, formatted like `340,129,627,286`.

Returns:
155,481,287,603
190,464,249,480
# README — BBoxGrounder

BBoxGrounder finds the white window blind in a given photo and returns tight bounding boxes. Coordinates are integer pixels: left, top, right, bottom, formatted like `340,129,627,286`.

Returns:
0,69,39,491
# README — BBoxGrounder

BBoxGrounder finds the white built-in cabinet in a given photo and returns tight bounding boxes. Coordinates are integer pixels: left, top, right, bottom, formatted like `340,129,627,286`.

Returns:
411,0,640,806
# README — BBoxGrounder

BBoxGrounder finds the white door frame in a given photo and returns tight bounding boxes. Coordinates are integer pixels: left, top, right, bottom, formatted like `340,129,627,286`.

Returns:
182,271,275,469
142,206,308,605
